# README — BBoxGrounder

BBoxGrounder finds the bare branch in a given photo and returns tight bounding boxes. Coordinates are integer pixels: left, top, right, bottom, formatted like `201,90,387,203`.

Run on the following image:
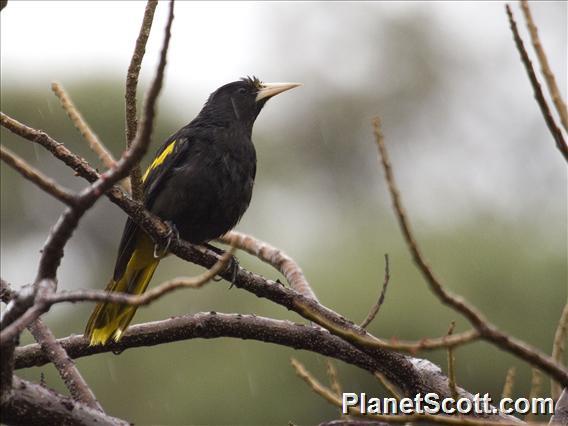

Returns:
502,367,517,400
15,312,404,379
28,319,102,411
526,368,543,422
50,82,118,171
44,247,234,307
0,112,102,183
325,359,343,397
221,230,318,301
372,116,568,386
373,371,401,400
126,0,159,201
13,311,501,422
520,0,568,132
446,321,459,400
505,5,568,162
360,254,390,329
291,358,517,426
291,358,349,411
551,303,568,400
1,376,129,425
0,145,76,206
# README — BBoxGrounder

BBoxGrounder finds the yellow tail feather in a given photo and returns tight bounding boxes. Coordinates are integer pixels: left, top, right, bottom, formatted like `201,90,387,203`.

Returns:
85,234,159,346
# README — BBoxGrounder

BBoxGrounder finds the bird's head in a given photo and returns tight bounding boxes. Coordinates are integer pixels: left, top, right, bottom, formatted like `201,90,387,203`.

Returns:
200,76,301,130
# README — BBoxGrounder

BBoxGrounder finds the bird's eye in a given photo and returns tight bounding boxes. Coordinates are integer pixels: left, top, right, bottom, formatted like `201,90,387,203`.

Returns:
237,87,247,94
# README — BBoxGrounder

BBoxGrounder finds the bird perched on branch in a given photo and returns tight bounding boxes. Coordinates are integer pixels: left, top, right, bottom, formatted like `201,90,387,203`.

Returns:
85,77,301,345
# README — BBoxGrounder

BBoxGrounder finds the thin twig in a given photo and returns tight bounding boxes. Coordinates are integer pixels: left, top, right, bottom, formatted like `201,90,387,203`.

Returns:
520,0,568,133
50,83,116,170
45,248,234,306
505,5,568,162
501,367,516,400
526,368,542,422
360,254,390,329
0,145,76,206
126,0,159,201
28,319,102,411
447,321,459,400
220,230,318,301
372,116,568,386
373,371,401,400
326,359,343,397
50,82,130,193
290,358,518,426
551,303,568,400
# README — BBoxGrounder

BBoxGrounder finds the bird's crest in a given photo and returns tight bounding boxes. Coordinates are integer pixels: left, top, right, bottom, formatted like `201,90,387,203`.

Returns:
241,75,262,89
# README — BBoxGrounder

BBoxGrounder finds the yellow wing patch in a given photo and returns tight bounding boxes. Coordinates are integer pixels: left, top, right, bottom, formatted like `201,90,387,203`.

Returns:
142,140,176,182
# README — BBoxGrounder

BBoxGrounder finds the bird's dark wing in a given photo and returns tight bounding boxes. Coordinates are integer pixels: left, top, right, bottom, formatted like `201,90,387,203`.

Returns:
112,131,192,281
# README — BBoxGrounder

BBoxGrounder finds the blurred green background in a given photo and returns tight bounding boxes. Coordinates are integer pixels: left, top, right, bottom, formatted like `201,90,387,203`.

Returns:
1,1,566,425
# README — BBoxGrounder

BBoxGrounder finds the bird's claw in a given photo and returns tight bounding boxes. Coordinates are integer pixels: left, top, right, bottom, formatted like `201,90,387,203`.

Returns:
154,221,179,258
203,243,239,287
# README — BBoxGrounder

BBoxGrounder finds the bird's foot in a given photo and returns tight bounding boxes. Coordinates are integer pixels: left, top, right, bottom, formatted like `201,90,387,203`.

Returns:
154,221,179,258
203,243,239,286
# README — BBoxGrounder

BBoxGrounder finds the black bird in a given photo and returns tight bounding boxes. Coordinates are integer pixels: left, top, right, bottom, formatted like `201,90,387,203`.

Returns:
85,77,301,345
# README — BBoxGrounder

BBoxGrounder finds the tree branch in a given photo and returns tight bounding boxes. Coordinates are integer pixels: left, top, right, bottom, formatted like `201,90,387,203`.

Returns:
220,230,318,301
505,4,568,162
28,319,102,411
0,145,76,206
360,254,390,329
551,303,568,400
1,376,129,426
125,0,159,201
43,247,234,306
519,0,568,133
10,312,518,422
51,82,119,171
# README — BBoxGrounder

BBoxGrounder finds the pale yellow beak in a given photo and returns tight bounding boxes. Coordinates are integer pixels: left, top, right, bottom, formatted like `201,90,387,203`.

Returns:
256,82,302,102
